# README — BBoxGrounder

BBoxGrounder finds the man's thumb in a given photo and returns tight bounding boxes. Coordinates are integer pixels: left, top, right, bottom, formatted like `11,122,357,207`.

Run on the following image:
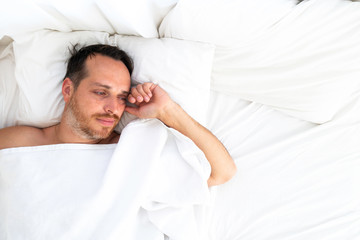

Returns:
124,106,139,117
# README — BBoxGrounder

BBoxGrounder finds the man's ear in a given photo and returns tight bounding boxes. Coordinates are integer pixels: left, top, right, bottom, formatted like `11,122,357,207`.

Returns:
62,78,74,103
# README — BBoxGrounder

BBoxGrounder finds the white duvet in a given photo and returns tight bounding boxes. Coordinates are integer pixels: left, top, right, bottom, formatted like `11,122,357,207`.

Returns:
0,119,211,240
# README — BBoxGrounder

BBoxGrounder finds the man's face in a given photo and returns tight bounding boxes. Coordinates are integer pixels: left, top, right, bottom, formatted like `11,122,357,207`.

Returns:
64,54,131,140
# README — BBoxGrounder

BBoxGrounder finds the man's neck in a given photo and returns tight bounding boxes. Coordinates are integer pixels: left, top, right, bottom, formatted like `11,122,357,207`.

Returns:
57,122,103,144
43,122,100,145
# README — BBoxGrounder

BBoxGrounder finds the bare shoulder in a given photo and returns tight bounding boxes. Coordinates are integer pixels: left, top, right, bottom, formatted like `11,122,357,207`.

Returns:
0,126,47,150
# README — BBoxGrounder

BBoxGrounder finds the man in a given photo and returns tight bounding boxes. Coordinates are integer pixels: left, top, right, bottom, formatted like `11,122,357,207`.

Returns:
0,44,236,187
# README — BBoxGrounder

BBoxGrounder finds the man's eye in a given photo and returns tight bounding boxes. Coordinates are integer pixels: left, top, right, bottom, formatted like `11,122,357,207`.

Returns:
95,91,106,96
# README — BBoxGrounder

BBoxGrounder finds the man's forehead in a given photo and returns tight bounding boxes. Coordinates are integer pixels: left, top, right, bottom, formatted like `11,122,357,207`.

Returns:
81,54,131,89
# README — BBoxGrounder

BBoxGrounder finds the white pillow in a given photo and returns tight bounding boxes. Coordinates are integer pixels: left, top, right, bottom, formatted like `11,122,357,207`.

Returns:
0,39,18,128
9,30,214,129
159,0,295,46
0,1,70,39
95,0,179,37
0,0,178,39
160,0,360,123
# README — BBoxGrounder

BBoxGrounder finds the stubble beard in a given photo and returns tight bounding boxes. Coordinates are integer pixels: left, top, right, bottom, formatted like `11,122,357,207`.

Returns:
65,95,120,141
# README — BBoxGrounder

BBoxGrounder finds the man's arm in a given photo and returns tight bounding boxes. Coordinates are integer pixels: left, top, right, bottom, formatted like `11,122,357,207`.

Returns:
125,83,237,187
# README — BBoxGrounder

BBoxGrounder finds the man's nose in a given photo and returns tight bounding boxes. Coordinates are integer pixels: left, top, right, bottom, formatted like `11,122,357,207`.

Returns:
104,97,121,116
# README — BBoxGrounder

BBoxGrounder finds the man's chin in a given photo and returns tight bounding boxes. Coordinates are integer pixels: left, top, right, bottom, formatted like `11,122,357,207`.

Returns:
76,125,113,141
93,124,118,140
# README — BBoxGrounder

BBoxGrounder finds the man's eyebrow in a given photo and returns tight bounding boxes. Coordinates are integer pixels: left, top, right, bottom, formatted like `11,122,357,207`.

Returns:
92,83,129,95
92,83,111,89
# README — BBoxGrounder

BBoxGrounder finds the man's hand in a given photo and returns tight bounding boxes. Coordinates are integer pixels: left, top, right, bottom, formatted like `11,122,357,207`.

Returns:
125,83,173,120
125,82,237,187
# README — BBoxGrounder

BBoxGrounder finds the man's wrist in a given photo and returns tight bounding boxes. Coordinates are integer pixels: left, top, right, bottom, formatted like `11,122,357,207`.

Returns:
158,100,181,128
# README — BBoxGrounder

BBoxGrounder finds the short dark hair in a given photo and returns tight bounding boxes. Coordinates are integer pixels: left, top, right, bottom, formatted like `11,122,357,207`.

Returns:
64,44,133,89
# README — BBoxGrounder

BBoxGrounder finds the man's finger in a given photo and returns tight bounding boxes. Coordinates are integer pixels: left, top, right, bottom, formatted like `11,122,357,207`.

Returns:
135,85,149,102
143,83,154,97
127,94,136,103
129,87,144,103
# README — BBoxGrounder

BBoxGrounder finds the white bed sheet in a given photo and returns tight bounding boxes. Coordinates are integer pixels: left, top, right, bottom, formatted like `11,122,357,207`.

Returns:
205,90,360,240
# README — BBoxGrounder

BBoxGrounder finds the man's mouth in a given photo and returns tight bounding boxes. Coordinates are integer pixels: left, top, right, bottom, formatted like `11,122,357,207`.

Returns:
96,118,117,127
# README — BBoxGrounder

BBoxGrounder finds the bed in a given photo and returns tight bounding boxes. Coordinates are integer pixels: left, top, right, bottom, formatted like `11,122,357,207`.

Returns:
1,0,360,239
